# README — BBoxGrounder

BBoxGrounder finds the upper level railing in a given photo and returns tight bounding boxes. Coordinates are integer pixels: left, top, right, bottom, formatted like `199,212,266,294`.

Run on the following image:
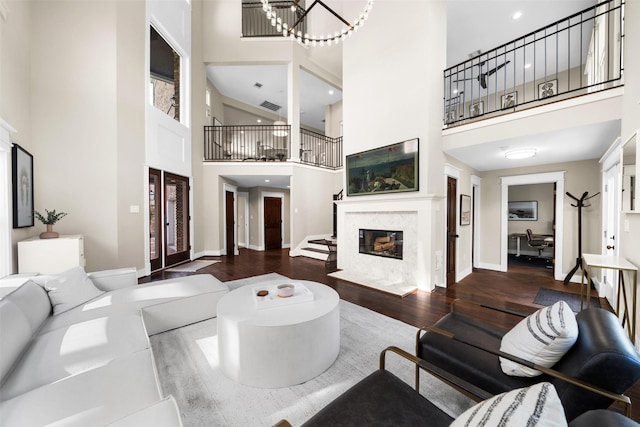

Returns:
443,0,624,127
300,129,343,169
204,125,291,162
242,1,307,38
204,125,343,170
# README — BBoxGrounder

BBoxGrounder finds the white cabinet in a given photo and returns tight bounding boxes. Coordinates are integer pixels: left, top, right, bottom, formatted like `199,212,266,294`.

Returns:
18,235,85,274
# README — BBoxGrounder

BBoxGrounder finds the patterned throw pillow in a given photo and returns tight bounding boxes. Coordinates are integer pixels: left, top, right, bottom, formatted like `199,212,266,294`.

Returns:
450,382,567,427
500,300,578,377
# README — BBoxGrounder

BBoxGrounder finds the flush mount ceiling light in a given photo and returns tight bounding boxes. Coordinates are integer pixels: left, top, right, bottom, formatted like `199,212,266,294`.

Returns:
261,0,374,47
505,148,536,160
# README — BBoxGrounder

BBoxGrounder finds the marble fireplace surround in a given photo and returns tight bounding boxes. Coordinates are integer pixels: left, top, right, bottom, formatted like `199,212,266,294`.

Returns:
335,196,440,293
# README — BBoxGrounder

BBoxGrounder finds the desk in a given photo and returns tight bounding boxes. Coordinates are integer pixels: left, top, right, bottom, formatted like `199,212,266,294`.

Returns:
581,253,638,344
510,233,554,257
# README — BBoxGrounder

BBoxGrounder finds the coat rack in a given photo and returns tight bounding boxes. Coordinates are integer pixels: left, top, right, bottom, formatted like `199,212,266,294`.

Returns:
564,191,600,285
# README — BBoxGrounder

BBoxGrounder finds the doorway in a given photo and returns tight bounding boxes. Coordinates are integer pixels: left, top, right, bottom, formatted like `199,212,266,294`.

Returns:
164,172,190,267
500,172,565,281
446,176,457,287
264,196,282,250
600,139,622,305
149,168,162,272
225,190,235,256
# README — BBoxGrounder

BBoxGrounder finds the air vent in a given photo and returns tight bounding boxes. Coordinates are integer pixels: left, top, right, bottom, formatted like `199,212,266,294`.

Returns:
254,82,263,88
260,100,281,112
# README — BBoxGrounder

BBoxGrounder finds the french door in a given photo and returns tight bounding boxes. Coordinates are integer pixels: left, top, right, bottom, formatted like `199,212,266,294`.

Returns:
148,169,190,271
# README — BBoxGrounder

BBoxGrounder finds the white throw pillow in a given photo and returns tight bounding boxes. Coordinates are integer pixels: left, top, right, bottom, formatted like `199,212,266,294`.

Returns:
32,267,104,315
451,382,567,427
500,300,578,377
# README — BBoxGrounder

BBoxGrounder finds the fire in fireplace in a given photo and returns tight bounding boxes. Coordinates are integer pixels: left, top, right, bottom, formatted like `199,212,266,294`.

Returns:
359,229,403,260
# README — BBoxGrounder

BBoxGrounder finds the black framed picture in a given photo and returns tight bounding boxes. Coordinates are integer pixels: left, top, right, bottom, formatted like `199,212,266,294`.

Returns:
12,143,34,228
508,200,538,221
346,138,419,196
538,79,557,99
501,91,517,109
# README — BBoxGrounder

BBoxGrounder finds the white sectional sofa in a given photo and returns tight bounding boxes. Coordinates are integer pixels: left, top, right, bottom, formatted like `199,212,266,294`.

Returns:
0,266,229,426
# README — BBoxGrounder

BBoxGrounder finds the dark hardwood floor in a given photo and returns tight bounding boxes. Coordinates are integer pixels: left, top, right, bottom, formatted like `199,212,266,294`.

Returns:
144,248,638,421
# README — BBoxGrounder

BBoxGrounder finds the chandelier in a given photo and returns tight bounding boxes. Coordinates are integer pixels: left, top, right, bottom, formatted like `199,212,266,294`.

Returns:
260,0,373,47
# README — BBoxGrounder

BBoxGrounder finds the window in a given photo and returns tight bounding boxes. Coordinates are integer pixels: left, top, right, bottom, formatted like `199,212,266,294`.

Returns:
150,26,181,121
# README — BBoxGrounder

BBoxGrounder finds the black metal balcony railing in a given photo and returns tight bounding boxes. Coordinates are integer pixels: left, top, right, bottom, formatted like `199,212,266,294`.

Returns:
242,1,307,38
204,125,343,170
300,129,343,169
204,125,291,162
443,0,624,127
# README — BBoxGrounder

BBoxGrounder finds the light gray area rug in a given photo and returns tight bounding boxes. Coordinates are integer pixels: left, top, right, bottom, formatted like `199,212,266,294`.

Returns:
165,260,220,272
150,273,474,426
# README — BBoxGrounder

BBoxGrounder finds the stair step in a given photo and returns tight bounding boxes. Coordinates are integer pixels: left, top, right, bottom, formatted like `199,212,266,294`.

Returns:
302,247,329,255
308,239,329,245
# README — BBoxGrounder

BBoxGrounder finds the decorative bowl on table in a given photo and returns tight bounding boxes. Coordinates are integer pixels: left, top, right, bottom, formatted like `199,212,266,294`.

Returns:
277,284,295,298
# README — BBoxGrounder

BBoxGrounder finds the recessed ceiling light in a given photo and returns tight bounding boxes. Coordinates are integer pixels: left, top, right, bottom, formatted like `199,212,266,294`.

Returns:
524,63,532,69
257,119,262,123
505,148,536,160
265,179,270,183
328,90,334,95
512,11,522,20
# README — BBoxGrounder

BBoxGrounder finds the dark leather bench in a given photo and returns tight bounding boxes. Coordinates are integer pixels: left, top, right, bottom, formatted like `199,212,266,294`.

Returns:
416,303,640,421
275,346,639,426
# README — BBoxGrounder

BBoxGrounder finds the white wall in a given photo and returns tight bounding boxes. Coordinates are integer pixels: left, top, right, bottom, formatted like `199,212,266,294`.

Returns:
2,0,33,271
340,1,446,289
618,0,640,346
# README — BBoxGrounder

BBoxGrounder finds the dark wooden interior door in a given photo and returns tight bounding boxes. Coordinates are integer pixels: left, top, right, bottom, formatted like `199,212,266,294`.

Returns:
225,190,235,256
264,197,282,250
149,168,162,272
446,176,457,287
164,172,190,267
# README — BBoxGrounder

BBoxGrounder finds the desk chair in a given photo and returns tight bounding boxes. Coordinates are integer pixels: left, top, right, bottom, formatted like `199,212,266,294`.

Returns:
526,229,551,257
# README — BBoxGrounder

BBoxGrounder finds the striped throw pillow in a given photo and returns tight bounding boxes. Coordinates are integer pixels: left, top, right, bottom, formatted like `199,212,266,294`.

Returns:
451,382,567,427
499,300,578,377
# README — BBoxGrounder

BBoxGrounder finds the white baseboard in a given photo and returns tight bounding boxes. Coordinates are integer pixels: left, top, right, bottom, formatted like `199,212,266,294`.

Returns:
200,250,223,256
478,262,503,272
456,266,472,282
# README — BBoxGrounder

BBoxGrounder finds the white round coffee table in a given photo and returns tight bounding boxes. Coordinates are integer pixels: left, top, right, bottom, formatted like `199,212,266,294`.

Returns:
217,280,340,388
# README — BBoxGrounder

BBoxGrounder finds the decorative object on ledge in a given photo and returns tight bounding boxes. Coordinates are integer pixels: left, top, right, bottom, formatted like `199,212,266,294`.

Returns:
346,138,419,196
539,79,557,99
34,209,68,239
501,91,517,109
460,194,471,226
260,0,373,47
12,143,34,228
508,200,538,221
469,101,484,118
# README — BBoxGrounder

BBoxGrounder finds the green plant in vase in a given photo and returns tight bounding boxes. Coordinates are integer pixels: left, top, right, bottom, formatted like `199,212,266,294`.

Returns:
34,209,67,239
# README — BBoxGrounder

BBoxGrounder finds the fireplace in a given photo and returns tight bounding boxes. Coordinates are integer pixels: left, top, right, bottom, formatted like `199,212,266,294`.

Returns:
359,229,403,260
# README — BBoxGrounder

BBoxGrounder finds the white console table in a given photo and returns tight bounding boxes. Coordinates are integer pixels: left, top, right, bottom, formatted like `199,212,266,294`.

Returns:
582,253,638,344
18,234,85,274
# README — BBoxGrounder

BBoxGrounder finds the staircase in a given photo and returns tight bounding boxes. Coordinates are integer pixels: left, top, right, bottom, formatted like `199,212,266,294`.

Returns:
300,238,334,261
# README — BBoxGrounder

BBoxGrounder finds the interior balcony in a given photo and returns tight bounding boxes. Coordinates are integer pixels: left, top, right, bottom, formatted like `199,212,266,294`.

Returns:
442,0,623,127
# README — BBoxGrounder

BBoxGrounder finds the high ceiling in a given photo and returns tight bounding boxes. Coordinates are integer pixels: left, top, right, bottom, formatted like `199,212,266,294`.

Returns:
210,0,620,187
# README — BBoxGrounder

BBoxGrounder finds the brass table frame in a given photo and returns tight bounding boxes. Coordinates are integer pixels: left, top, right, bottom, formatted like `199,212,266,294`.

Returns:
582,253,638,344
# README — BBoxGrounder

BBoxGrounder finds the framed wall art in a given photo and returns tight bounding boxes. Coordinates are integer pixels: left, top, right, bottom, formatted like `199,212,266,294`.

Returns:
501,91,517,109
469,101,484,118
460,194,471,225
538,79,557,99
346,138,419,196
12,143,34,228
508,200,538,221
